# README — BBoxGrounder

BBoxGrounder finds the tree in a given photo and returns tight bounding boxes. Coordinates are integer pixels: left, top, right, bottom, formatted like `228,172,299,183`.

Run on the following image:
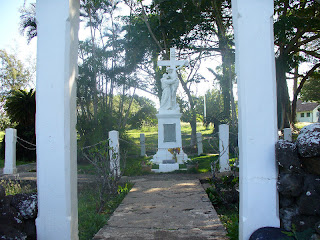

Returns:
274,0,320,129
4,89,36,161
197,89,224,131
127,95,157,129
300,70,320,103
19,3,37,43
123,0,229,146
291,64,320,123
0,49,30,130
5,89,36,129
77,0,141,148
0,50,30,97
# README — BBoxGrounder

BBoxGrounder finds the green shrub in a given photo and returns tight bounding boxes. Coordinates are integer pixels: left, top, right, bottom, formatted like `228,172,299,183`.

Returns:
0,179,34,195
78,182,132,240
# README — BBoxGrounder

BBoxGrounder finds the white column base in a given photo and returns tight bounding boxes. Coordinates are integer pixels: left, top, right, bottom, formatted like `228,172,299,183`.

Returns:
3,167,17,175
36,216,78,240
240,178,279,239
158,163,179,172
152,111,189,168
152,148,188,164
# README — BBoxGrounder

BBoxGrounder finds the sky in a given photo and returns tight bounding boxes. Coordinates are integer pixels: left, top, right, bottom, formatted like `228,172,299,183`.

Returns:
0,0,37,57
0,0,37,85
2,1,303,104
0,0,217,108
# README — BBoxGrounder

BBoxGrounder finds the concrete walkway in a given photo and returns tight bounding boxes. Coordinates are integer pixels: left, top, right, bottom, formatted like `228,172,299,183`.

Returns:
94,175,227,240
1,164,227,239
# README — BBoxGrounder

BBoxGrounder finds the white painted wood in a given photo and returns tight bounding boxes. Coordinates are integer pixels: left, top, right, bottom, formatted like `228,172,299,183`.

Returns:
3,128,17,174
35,0,79,239
283,128,292,141
109,130,120,177
140,133,146,157
232,0,280,239
219,124,230,172
196,132,203,156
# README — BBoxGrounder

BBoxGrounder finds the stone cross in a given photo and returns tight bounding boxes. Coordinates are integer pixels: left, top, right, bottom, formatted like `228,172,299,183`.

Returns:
158,48,187,70
158,48,188,111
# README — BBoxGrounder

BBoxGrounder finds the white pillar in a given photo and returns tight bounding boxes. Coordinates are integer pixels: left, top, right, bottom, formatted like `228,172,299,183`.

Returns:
140,133,146,157
232,0,280,239
109,130,120,176
283,128,292,141
219,124,230,172
35,0,79,239
196,132,203,156
3,128,17,174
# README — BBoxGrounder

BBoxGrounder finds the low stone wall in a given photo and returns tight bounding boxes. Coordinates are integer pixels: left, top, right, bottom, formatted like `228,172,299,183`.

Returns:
276,123,320,235
0,186,37,240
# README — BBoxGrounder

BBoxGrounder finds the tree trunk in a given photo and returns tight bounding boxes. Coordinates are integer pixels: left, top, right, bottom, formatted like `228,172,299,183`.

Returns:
178,74,197,146
276,57,291,130
190,111,197,146
291,65,298,125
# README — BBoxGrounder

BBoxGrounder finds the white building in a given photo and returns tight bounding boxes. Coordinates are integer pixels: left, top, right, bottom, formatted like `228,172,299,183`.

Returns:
296,99,320,123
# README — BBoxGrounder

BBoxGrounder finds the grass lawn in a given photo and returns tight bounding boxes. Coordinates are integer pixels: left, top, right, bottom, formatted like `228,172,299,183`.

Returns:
127,122,217,155
0,159,34,169
294,122,312,130
78,183,132,240
79,122,229,176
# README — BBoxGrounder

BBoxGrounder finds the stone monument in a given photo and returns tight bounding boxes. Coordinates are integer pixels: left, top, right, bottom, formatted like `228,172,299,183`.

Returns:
152,48,189,172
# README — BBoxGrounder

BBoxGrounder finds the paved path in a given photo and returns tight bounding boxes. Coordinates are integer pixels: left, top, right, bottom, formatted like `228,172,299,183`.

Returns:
1,164,227,239
94,175,227,240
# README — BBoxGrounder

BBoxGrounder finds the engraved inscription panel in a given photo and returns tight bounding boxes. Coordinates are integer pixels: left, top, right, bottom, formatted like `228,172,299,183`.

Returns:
164,124,176,142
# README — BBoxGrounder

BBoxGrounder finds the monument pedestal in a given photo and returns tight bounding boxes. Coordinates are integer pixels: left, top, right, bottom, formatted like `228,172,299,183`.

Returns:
152,110,188,166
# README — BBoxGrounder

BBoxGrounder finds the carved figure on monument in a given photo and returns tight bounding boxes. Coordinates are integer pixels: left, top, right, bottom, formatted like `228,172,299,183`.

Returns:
160,67,180,110
158,48,188,111
152,48,190,170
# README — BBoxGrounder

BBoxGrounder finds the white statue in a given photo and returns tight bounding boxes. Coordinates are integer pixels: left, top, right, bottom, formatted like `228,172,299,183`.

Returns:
158,48,188,111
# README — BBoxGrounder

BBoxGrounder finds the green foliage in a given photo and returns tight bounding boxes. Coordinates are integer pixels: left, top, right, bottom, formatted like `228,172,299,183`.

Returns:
0,179,34,196
0,131,4,142
300,71,320,103
128,95,157,129
282,225,315,240
19,3,37,43
220,214,239,240
0,50,30,98
5,89,35,128
1,89,36,162
206,175,239,240
122,156,154,176
78,182,133,240
274,0,320,128
199,89,224,129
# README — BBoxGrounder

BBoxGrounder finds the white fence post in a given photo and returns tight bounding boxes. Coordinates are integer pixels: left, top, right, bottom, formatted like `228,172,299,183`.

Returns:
219,124,230,172
109,130,120,176
140,133,146,157
35,0,79,239
196,132,203,156
3,128,17,174
232,0,280,238
283,128,292,141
